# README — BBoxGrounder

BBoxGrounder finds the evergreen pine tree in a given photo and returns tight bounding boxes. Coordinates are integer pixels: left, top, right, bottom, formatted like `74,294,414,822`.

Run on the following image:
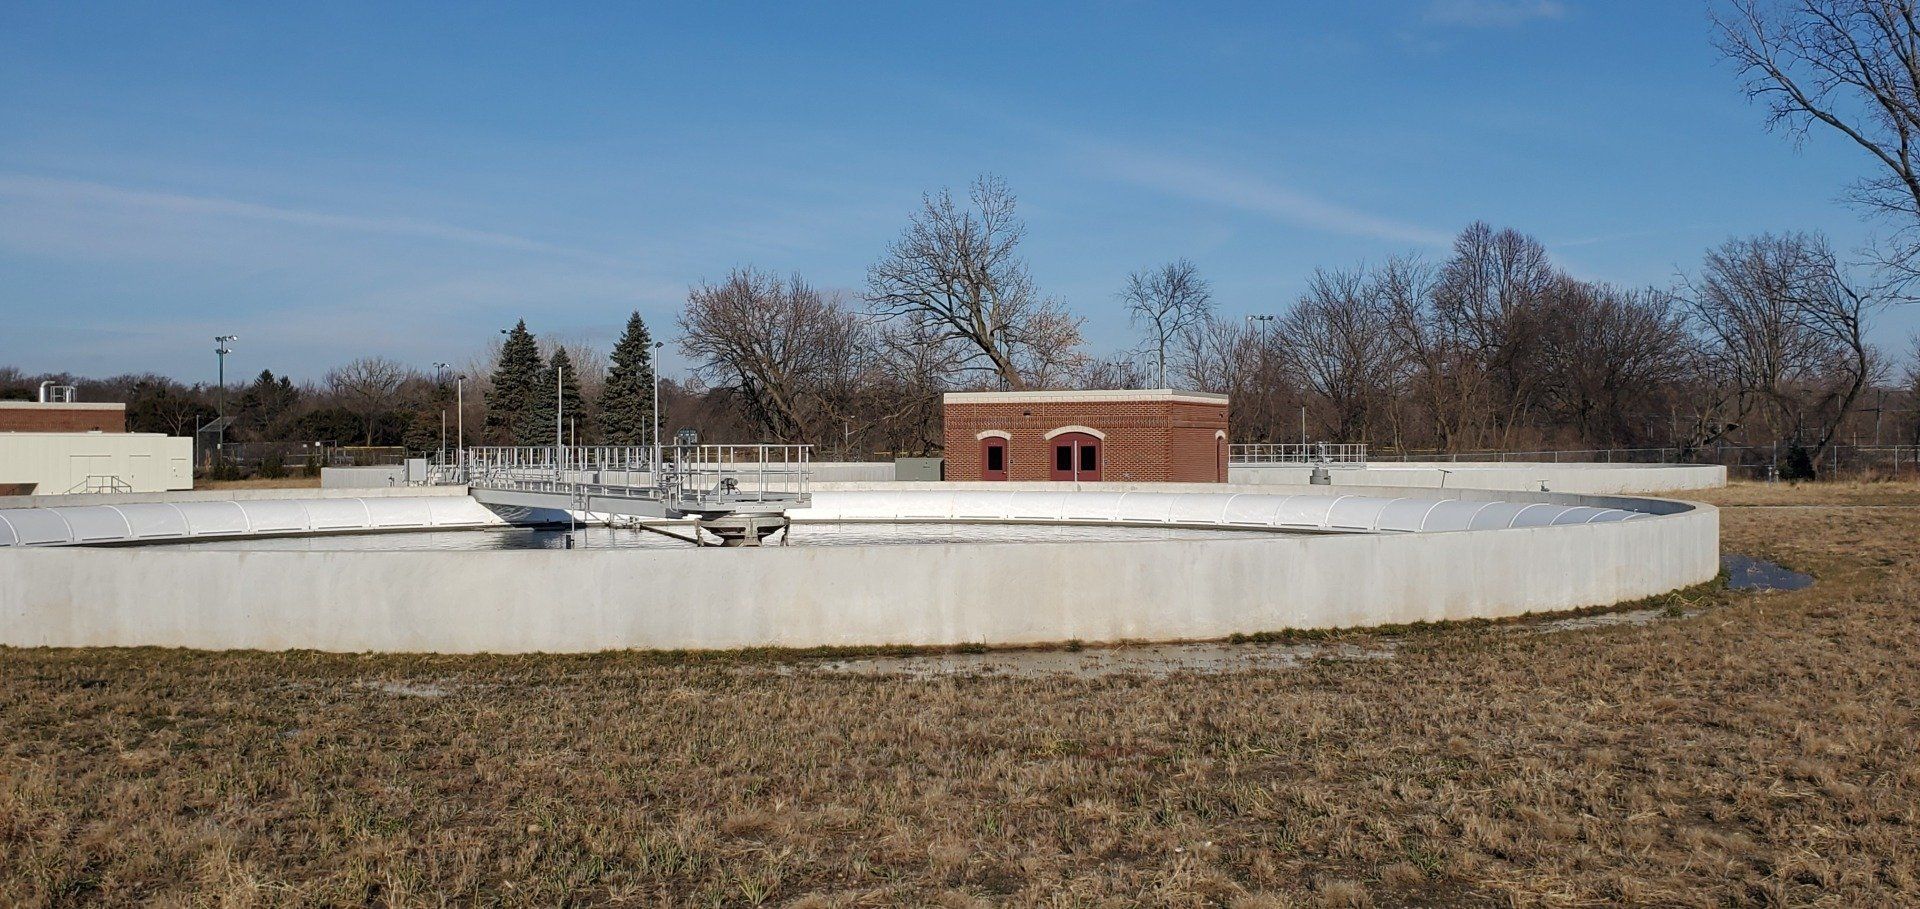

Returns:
600,311,655,446
486,320,541,444
402,408,443,456
520,348,589,445
235,369,300,439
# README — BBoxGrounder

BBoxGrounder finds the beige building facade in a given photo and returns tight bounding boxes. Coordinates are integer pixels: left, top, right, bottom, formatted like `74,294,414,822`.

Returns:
0,432,193,495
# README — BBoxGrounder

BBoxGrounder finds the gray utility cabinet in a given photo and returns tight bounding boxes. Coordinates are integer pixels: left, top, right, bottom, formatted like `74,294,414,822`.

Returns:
893,458,945,481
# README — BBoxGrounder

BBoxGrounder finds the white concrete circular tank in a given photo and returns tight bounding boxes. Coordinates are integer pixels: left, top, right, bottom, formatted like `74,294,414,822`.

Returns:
0,483,1718,653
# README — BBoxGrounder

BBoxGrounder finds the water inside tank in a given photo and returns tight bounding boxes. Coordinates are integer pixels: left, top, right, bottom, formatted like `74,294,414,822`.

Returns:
135,521,1283,551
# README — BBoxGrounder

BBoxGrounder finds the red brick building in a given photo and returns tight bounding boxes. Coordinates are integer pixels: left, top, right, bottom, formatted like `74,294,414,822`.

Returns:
943,390,1230,483
0,401,127,433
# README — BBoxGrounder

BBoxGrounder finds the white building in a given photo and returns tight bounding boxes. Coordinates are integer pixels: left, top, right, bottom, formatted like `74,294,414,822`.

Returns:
0,398,193,495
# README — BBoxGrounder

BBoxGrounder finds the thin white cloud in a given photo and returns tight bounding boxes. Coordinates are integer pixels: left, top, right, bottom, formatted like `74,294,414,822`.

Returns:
1089,149,1452,247
1423,0,1568,27
0,173,628,267
0,171,692,378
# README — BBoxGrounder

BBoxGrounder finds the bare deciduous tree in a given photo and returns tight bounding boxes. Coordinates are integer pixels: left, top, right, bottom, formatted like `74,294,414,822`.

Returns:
864,314,966,455
1679,233,1882,466
1121,259,1213,387
1380,255,1490,451
679,268,870,445
1279,267,1402,443
1906,334,1920,443
1718,0,1920,270
866,175,1082,389
1177,314,1303,443
326,356,412,445
1432,222,1561,447
1540,283,1693,446
1005,306,1092,390
1077,354,1153,390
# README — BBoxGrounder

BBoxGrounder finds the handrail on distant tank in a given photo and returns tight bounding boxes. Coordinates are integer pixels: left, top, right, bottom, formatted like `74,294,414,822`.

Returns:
1229,442,1368,465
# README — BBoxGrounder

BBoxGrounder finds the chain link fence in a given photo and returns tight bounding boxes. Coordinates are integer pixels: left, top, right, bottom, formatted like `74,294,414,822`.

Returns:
1373,443,1920,480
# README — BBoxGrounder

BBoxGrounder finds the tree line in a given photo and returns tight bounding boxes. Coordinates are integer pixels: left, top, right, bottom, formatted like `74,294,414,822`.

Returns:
7,197,1918,475
0,311,664,459
668,192,1920,473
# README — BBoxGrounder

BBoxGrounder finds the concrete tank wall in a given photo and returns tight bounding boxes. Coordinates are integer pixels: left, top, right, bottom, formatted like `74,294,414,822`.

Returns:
0,484,471,510
0,487,1717,653
1229,462,1725,494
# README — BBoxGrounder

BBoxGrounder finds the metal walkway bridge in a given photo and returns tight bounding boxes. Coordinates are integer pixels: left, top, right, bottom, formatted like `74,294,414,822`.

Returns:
443,444,812,545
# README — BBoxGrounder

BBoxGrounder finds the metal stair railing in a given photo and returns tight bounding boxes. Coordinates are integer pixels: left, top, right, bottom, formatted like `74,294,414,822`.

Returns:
67,475,134,494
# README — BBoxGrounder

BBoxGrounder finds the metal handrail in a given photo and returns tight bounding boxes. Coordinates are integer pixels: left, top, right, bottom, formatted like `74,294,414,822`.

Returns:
454,443,813,512
66,475,133,494
1229,443,1369,465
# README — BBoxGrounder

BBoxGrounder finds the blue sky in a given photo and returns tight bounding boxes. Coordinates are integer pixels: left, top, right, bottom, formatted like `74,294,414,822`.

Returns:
2,0,1914,383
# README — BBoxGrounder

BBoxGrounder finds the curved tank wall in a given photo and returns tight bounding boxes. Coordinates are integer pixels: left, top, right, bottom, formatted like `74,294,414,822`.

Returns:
0,495,504,546
790,489,1661,532
0,484,1718,653
1227,462,1725,494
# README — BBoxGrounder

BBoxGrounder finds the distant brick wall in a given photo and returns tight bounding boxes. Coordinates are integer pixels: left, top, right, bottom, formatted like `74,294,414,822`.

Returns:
0,404,126,433
943,393,1228,483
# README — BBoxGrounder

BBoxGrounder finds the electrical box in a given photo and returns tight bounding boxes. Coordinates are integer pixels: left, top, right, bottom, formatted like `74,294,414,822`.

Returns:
894,457,944,482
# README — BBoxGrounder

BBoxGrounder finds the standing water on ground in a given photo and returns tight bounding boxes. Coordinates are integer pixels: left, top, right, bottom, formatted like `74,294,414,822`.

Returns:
1722,554,1814,591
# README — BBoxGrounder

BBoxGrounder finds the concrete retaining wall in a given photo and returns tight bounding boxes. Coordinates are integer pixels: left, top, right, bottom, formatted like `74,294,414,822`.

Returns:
0,495,503,547
792,487,1671,532
0,484,470,510
0,485,1717,653
320,465,410,488
1229,462,1725,494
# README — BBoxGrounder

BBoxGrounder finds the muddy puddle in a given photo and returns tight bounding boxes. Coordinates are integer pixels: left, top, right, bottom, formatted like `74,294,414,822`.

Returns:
1722,554,1814,591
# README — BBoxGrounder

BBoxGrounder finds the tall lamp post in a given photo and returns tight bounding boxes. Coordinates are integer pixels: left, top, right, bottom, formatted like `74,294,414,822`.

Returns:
454,374,465,475
1243,315,1276,446
651,340,665,469
211,335,239,465
214,335,239,412
433,362,451,466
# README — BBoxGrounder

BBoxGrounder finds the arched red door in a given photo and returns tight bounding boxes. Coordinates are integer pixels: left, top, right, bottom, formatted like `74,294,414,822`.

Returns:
980,437,1008,480
1049,432,1102,481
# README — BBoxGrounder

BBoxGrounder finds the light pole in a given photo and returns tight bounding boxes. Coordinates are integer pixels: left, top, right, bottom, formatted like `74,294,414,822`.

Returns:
210,335,239,466
454,374,465,474
651,340,665,470
213,335,238,413
433,363,451,465
1244,315,1276,446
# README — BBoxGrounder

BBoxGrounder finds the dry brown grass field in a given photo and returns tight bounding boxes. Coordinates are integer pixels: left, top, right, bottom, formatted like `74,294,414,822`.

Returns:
194,477,323,491
4,483,1919,907
1693,477,1920,507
